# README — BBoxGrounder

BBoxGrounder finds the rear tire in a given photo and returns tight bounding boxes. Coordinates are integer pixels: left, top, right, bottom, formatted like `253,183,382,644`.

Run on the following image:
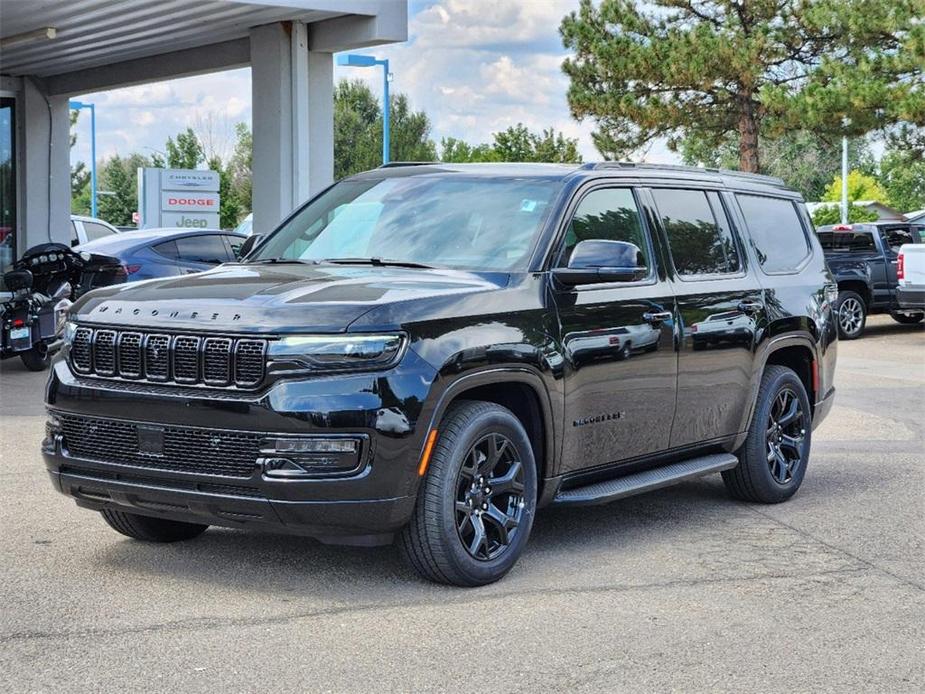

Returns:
399,401,537,586
20,345,50,371
100,509,208,542
723,365,812,504
890,311,924,325
835,290,866,339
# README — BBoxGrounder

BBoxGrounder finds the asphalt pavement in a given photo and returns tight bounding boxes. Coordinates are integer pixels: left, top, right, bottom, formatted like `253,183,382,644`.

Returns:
1,314,922,692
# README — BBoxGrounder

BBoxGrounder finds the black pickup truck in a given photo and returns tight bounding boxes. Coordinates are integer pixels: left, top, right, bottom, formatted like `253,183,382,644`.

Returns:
817,222,925,338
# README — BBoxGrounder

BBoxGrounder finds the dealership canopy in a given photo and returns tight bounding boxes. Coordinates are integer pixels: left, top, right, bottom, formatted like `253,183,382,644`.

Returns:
0,0,407,281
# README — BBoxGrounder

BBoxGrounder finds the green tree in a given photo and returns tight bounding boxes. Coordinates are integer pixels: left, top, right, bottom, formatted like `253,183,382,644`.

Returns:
879,147,925,212
560,0,924,172
69,109,91,215
439,137,498,163
439,124,582,164
821,170,890,205
812,203,878,226
227,122,252,216
165,127,204,169
207,155,242,229
97,153,151,226
681,130,876,200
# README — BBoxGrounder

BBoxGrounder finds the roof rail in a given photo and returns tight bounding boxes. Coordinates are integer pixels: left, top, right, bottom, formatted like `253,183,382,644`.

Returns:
585,161,785,186
378,161,440,168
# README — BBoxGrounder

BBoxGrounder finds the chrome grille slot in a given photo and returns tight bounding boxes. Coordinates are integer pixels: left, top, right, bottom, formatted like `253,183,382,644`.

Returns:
94,330,117,375
173,336,201,383
203,337,232,386
118,332,143,377
71,327,93,373
144,334,170,381
235,339,265,387
67,327,267,389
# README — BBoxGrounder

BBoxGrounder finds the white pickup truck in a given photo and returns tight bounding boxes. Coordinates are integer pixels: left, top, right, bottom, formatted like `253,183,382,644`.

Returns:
896,243,925,315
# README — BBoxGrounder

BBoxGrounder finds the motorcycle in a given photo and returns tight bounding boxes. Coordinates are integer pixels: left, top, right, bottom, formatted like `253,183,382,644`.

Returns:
1,243,126,371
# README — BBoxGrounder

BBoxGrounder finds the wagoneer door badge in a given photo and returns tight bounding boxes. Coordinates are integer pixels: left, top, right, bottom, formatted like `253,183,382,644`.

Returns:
573,412,626,427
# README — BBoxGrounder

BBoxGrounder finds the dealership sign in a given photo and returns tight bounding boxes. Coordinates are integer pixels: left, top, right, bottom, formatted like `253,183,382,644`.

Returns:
137,168,221,229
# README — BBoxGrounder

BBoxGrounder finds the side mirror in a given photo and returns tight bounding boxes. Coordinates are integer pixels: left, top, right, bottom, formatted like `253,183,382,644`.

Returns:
51,281,72,301
238,234,263,259
552,240,647,287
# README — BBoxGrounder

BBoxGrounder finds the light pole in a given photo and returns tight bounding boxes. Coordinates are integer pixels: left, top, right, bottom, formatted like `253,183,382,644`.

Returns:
840,117,850,225
336,53,392,164
69,100,97,218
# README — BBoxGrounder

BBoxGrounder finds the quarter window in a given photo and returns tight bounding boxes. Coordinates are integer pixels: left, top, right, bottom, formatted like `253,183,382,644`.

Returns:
560,188,649,271
83,221,117,241
879,226,916,254
736,195,811,273
651,188,741,276
174,235,232,265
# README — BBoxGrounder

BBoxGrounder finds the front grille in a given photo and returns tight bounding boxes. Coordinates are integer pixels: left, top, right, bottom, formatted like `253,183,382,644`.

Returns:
58,413,263,478
69,326,267,389
59,466,264,498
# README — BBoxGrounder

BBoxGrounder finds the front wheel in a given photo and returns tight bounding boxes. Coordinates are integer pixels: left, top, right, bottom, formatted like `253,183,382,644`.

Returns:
723,365,812,503
399,401,537,586
835,290,866,339
890,311,924,325
100,509,208,542
20,345,50,371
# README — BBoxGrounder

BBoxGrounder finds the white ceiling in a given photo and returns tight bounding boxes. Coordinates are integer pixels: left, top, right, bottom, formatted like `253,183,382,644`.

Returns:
0,0,384,77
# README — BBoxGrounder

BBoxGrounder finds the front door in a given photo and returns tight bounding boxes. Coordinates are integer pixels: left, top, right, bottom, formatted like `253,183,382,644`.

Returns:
644,187,765,448
552,186,677,475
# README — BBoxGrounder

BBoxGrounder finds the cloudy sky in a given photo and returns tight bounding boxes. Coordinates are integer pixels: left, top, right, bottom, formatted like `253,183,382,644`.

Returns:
70,0,678,168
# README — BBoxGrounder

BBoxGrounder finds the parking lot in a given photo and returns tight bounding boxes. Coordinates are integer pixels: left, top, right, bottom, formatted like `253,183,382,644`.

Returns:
0,314,922,692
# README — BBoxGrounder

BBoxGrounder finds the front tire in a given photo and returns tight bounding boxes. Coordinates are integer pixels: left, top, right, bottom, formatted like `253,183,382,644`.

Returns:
100,509,208,542
400,401,537,586
723,365,812,503
835,290,866,339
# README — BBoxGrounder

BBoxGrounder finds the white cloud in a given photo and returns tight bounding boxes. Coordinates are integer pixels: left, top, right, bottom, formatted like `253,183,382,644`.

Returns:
70,2,679,167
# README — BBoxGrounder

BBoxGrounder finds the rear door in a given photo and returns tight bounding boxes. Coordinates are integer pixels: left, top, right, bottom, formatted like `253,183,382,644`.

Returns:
551,185,677,474
644,186,765,448
878,224,917,290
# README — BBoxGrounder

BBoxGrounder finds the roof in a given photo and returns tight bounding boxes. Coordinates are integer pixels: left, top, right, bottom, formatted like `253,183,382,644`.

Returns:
357,161,794,192
904,209,925,222
75,227,234,253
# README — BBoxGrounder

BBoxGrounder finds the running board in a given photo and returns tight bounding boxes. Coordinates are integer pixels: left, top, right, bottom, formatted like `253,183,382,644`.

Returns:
552,453,739,507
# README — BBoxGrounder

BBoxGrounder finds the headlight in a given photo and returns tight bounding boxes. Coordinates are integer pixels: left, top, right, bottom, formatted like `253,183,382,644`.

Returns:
267,334,405,371
62,320,78,344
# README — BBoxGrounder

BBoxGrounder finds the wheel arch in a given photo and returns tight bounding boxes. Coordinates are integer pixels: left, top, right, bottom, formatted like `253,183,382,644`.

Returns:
421,368,558,502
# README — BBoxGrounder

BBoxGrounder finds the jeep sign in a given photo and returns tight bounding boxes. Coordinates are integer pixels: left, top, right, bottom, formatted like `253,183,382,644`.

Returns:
137,167,220,229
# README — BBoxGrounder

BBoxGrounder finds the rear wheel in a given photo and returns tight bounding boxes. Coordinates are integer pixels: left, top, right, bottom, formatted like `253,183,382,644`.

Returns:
835,290,866,339
723,365,812,503
399,401,537,586
100,509,208,542
890,311,924,325
20,345,50,371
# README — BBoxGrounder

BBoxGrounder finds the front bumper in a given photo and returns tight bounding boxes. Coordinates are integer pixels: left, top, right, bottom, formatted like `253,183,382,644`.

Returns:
43,350,438,543
896,286,925,311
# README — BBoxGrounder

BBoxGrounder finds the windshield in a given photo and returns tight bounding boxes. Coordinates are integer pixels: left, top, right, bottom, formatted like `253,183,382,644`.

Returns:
251,175,563,271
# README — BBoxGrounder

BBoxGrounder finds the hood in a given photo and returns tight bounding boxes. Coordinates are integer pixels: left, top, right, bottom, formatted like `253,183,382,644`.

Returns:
71,263,508,333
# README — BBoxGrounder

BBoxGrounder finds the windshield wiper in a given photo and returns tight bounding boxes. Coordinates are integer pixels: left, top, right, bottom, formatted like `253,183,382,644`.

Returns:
247,258,319,265
320,257,438,269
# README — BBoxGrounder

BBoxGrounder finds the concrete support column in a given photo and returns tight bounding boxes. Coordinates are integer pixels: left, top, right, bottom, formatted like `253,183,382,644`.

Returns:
250,22,334,236
21,79,70,249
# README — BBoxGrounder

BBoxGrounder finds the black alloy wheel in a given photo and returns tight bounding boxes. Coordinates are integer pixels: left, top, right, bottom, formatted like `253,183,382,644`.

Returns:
765,387,807,485
722,364,812,503
455,432,526,561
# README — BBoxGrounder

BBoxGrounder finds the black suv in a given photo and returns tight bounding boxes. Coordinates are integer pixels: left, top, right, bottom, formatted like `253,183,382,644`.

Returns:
44,163,838,586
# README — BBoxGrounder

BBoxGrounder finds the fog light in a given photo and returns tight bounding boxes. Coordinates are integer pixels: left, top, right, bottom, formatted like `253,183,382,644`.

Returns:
259,436,364,477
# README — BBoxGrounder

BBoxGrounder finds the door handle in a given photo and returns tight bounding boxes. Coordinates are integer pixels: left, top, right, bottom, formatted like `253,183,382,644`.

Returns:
737,301,764,315
643,311,672,324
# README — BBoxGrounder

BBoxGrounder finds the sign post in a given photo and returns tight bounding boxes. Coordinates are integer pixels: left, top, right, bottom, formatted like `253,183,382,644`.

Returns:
137,168,221,229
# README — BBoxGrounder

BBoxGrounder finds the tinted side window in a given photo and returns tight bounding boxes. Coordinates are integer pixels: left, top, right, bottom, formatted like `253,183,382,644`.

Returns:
83,221,116,241
153,240,178,260
651,188,741,276
736,195,811,273
174,235,232,264
880,226,915,254
225,235,245,259
560,188,649,271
